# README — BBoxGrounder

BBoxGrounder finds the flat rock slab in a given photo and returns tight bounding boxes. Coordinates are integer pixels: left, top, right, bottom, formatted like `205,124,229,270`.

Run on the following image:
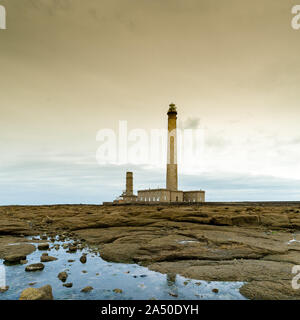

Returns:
38,243,49,250
148,259,293,282
240,280,300,300
147,259,297,299
40,255,58,262
25,263,45,272
0,221,31,235
3,254,27,263
0,243,36,262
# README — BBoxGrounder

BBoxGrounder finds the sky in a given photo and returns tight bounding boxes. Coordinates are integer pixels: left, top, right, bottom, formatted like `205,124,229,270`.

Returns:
0,0,300,204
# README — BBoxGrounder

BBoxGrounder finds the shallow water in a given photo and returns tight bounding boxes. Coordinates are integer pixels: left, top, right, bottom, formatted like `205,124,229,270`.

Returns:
0,237,247,300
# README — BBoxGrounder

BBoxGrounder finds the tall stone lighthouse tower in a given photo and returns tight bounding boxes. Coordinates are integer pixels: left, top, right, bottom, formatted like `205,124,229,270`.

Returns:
166,103,178,191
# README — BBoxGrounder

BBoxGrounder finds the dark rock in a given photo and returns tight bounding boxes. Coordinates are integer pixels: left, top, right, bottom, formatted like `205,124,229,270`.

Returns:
79,255,87,263
1,243,35,264
0,286,9,293
81,286,93,293
25,263,45,272
63,283,73,288
68,246,77,252
44,217,53,224
169,292,178,297
38,243,49,250
58,271,68,282
4,254,27,263
212,288,219,294
40,255,57,262
113,288,123,294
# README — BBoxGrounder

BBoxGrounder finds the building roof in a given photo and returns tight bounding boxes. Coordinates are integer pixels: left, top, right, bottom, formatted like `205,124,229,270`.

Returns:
138,188,183,193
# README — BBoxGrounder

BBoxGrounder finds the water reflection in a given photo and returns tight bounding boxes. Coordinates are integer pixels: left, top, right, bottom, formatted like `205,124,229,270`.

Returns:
0,237,247,300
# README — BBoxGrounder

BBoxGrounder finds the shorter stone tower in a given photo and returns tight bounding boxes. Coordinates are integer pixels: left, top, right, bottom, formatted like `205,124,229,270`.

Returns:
113,171,137,203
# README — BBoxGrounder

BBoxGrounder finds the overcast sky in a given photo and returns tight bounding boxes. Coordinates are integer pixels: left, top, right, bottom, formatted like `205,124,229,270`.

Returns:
0,0,300,204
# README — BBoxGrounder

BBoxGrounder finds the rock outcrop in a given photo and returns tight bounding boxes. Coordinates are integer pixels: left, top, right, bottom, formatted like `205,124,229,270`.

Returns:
19,285,53,300
40,255,58,262
58,271,68,282
0,242,36,264
25,263,45,271
81,286,93,293
0,203,300,300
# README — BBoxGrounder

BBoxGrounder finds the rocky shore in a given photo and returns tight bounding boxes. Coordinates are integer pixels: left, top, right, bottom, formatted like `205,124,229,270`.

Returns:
0,203,300,300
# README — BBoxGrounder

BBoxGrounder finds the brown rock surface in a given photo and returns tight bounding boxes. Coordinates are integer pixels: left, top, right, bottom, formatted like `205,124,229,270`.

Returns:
38,243,50,250
40,255,58,262
0,203,300,299
19,285,53,300
0,240,36,263
25,263,45,271
81,286,93,292
240,280,300,300
58,271,68,282
0,221,32,235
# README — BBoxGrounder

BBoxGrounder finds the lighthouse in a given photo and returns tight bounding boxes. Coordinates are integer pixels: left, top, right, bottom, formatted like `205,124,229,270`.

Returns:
110,102,205,205
166,103,178,191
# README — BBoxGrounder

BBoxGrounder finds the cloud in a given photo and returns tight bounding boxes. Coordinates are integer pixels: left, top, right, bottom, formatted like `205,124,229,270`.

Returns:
0,153,299,205
204,135,229,148
180,171,300,201
179,117,201,130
